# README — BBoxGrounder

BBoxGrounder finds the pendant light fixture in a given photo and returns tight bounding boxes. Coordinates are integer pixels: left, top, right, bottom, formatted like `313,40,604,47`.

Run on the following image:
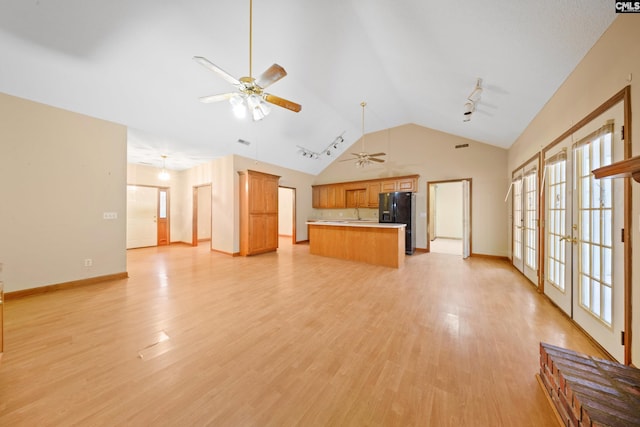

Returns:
158,155,170,181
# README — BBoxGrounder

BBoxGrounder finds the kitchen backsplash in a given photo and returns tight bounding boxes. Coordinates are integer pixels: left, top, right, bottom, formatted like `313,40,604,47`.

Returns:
311,208,378,220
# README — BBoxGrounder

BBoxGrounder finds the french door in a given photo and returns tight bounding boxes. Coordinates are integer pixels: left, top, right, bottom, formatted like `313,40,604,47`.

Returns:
543,101,625,362
512,160,539,284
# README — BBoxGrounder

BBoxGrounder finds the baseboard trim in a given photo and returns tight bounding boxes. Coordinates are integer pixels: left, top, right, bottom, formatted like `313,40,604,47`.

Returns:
5,272,129,300
470,253,510,262
210,248,241,257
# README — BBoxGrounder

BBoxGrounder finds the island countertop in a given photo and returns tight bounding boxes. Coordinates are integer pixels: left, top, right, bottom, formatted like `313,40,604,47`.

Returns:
306,220,405,229
307,221,405,268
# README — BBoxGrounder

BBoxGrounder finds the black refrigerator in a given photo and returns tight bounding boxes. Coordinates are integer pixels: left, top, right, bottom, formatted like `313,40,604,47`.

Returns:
379,191,416,255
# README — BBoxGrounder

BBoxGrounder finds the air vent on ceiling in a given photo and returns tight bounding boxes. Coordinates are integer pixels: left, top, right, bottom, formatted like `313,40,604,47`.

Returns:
455,143,469,149
237,139,251,146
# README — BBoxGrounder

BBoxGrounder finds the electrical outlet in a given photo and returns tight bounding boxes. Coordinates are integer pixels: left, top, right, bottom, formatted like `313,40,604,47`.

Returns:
103,212,118,220
84,259,92,267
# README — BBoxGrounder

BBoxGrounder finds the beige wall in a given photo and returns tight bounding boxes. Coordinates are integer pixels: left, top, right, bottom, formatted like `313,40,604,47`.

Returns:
0,92,127,292
316,123,509,256
434,181,463,239
507,15,640,365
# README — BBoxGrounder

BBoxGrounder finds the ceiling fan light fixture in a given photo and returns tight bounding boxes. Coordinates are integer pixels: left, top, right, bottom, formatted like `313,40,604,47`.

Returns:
230,94,247,119
341,102,386,167
194,0,301,120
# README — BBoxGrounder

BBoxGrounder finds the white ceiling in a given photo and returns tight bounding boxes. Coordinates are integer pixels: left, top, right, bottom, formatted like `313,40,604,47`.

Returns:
0,1,616,175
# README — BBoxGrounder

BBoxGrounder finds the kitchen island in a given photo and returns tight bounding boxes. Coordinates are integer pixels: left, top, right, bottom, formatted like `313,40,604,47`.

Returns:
307,220,406,268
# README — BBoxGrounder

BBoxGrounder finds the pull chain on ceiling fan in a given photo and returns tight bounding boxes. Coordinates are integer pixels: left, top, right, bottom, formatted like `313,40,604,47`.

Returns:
193,0,302,121
341,101,386,167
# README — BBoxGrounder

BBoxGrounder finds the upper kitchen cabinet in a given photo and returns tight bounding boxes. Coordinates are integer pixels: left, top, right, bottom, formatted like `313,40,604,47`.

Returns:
313,184,346,209
397,177,418,192
346,188,367,208
366,182,381,207
312,175,419,209
238,170,280,256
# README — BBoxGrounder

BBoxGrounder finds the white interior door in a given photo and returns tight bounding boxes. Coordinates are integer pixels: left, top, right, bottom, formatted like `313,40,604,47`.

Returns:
571,102,624,362
512,161,538,285
543,101,625,361
127,185,158,249
512,176,525,273
523,167,538,285
544,146,572,315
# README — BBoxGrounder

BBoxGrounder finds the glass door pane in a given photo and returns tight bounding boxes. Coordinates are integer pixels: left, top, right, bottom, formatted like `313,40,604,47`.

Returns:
512,178,524,273
523,171,538,284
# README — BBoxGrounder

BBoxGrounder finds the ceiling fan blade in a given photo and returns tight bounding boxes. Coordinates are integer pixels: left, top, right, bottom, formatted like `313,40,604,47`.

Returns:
263,93,302,112
198,93,236,103
193,56,241,86
256,64,287,89
369,158,385,163
368,153,386,157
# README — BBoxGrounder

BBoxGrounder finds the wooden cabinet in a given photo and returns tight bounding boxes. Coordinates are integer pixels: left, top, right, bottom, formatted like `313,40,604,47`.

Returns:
381,180,397,192
346,189,366,208
238,170,280,256
397,177,417,192
312,184,346,208
313,175,419,209
367,182,381,207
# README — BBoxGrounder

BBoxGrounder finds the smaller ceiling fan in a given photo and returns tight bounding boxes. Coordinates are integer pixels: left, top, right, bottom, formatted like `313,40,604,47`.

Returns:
194,0,301,121
341,102,386,167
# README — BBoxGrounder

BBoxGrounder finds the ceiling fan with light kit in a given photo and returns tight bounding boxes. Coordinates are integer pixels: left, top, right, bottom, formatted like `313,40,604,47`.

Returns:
341,102,386,167
193,0,301,121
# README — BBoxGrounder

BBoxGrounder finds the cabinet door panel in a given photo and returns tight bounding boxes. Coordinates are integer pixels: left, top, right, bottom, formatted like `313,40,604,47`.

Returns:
367,182,381,207
398,178,416,192
381,180,397,192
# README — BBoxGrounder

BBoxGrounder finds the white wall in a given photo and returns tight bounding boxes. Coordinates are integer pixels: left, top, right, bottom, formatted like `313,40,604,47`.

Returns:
0,92,127,292
434,182,463,239
506,15,640,365
316,124,508,256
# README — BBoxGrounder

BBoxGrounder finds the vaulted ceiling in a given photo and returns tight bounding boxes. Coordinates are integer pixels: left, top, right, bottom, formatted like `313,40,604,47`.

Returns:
0,1,616,175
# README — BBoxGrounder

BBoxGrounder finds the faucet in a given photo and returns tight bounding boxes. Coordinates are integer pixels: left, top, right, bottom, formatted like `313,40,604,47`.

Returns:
354,207,361,220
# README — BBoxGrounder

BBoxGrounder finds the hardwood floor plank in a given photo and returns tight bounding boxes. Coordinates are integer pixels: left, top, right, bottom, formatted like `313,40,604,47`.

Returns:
0,240,606,425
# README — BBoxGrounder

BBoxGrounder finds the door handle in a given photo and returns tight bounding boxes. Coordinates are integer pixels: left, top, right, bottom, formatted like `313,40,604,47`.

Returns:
560,235,577,244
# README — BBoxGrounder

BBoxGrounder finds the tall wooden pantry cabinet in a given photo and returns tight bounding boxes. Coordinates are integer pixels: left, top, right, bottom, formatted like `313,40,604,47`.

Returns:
238,170,280,256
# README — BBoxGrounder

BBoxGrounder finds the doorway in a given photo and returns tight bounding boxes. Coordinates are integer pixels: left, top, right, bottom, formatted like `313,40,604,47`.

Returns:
126,185,170,249
427,179,471,257
278,187,296,245
192,184,212,246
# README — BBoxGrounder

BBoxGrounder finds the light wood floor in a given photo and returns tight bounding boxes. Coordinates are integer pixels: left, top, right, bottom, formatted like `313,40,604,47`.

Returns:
0,239,605,426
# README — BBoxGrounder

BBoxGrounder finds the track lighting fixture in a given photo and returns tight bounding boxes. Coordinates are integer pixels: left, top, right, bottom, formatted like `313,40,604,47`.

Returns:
463,78,482,122
297,132,345,160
